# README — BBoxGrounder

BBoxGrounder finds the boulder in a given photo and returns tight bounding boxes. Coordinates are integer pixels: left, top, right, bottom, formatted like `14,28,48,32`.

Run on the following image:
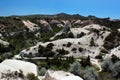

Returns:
0,59,38,76
44,70,83,80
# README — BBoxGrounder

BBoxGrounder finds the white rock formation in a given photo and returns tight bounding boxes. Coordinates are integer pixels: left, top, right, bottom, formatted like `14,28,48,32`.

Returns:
19,24,111,58
0,59,38,76
43,70,83,80
22,20,40,32
74,20,82,25
63,21,71,33
38,20,53,31
50,20,61,24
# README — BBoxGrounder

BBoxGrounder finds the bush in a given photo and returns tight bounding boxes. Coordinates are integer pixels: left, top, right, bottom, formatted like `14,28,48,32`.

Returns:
78,42,81,45
111,61,120,77
26,73,39,80
78,47,83,52
77,32,85,38
68,31,74,38
71,47,77,51
38,45,45,56
62,44,66,47
92,29,100,34
81,56,91,67
83,67,99,80
46,43,54,50
90,38,95,47
67,42,72,47
69,61,81,76
0,43,12,53
105,30,118,42
101,58,113,71
95,54,103,59
56,48,69,56
44,51,55,57
39,67,47,76
111,54,119,63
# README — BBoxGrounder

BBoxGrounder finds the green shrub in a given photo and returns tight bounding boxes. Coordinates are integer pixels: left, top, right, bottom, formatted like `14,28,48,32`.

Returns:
46,43,54,50
26,73,39,80
101,58,113,71
111,54,119,63
111,61,120,77
95,54,103,59
78,47,83,52
68,31,74,38
67,42,72,47
56,48,69,56
69,61,81,76
80,56,91,67
71,47,77,51
90,38,95,47
77,32,85,38
83,67,99,80
39,67,47,76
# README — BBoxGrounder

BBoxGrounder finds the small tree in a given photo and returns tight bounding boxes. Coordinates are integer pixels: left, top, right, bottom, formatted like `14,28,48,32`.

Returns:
46,43,54,50
38,45,45,56
101,58,113,71
69,61,81,76
71,47,77,51
81,56,91,67
39,67,47,76
90,38,95,47
68,31,74,38
67,42,72,47
111,54,119,63
56,48,69,56
77,32,85,38
28,52,32,60
111,61,120,77
78,47,83,52
26,73,39,80
83,67,99,80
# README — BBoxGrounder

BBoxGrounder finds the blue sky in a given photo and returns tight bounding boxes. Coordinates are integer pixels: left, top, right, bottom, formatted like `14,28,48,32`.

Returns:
0,0,120,19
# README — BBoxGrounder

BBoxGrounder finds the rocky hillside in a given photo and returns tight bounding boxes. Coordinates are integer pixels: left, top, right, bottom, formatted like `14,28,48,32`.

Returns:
1,13,120,80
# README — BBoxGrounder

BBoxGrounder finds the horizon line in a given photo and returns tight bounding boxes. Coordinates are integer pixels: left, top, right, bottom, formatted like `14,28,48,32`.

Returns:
0,12,119,20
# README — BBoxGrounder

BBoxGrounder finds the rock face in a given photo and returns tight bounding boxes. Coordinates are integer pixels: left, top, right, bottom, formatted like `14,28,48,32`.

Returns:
22,20,40,32
50,20,63,27
0,59,38,76
63,21,71,33
43,70,83,80
19,24,111,58
37,20,53,32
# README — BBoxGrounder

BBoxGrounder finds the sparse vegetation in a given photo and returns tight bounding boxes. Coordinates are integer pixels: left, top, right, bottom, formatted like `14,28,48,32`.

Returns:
90,38,95,47
78,47,83,52
95,54,103,59
69,61,81,76
56,48,69,56
77,32,85,38
67,42,72,47
0,13,120,80
39,67,47,76
26,73,39,80
83,67,99,80
71,47,77,51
